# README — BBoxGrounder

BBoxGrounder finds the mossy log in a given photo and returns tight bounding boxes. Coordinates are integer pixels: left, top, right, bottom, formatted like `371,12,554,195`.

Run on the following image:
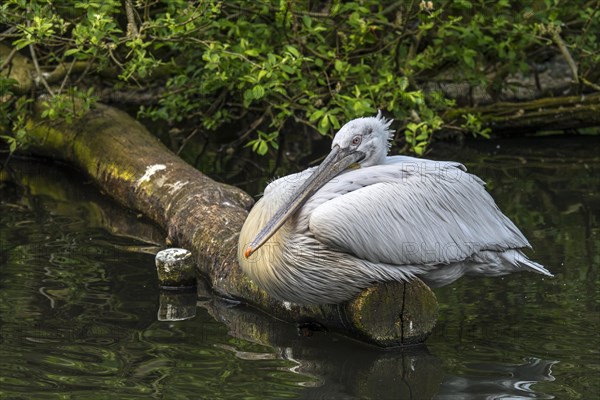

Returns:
18,101,437,347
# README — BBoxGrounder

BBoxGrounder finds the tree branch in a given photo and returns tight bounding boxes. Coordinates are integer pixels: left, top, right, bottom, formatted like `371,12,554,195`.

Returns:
551,29,579,84
28,44,54,95
0,46,18,71
125,0,139,37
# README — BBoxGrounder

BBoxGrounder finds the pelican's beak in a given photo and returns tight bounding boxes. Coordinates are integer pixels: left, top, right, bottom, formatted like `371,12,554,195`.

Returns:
244,145,365,258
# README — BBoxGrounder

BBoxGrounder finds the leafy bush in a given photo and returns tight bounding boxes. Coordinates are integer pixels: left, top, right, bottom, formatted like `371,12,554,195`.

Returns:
0,0,597,155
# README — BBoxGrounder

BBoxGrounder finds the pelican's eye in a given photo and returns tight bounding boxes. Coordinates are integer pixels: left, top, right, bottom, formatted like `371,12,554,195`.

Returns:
351,136,361,146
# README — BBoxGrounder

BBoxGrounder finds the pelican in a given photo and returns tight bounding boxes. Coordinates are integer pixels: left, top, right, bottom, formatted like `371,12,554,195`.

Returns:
238,112,552,304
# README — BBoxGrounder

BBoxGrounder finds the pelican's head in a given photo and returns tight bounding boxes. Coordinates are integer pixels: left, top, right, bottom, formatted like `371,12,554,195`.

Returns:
244,111,394,258
331,111,395,167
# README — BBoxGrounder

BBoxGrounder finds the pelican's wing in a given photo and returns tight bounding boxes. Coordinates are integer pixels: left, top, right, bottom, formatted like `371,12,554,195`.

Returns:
308,161,529,266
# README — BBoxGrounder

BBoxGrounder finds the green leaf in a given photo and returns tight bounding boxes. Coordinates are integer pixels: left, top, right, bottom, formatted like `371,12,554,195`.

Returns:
319,114,330,130
285,45,300,58
257,141,268,155
302,15,312,28
244,48,260,57
415,131,429,140
309,109,325,122
328,114,340,129
252,85,265,100
398,77,409,92
12,37,34,50
280,65,295,74
257,70,268,81
478,129,491,139
64,48,80,56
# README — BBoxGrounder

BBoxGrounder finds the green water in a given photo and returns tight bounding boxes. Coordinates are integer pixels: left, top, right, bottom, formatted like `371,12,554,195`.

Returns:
1,136,598,399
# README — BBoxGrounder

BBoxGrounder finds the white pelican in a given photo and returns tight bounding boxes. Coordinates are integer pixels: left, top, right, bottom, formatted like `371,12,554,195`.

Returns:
238,112,551,304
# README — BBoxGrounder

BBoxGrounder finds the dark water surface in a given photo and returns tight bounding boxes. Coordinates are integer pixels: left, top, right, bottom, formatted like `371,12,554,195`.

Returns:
0,136,598,399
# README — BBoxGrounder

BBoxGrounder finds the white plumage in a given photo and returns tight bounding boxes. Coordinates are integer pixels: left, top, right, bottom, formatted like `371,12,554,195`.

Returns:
239,112,551,304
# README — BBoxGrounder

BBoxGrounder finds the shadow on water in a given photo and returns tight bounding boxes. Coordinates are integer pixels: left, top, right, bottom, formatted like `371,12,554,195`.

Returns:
0,135,598,398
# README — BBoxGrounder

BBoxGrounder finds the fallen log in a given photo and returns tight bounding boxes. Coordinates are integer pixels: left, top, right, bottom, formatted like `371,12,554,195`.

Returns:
18,100,437,347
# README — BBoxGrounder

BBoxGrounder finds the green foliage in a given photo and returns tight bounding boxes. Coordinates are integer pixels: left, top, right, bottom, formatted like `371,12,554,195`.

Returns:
40,88,97,124
461,113,491,139
246,130,279,156
0,96,31,154
1,0,597,156
0,74,30,153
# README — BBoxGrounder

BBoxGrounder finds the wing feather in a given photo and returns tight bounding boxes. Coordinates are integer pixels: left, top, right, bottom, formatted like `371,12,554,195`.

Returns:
308,161,529,266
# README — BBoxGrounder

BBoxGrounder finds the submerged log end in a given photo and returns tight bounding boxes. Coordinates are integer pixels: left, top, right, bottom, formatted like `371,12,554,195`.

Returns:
344,279,438,347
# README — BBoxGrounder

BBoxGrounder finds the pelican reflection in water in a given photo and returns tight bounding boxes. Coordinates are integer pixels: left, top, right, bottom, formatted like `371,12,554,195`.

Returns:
239,112,551,304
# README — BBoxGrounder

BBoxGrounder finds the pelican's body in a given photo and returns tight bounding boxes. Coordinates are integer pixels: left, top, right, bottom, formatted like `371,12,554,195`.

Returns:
239,113,551,304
